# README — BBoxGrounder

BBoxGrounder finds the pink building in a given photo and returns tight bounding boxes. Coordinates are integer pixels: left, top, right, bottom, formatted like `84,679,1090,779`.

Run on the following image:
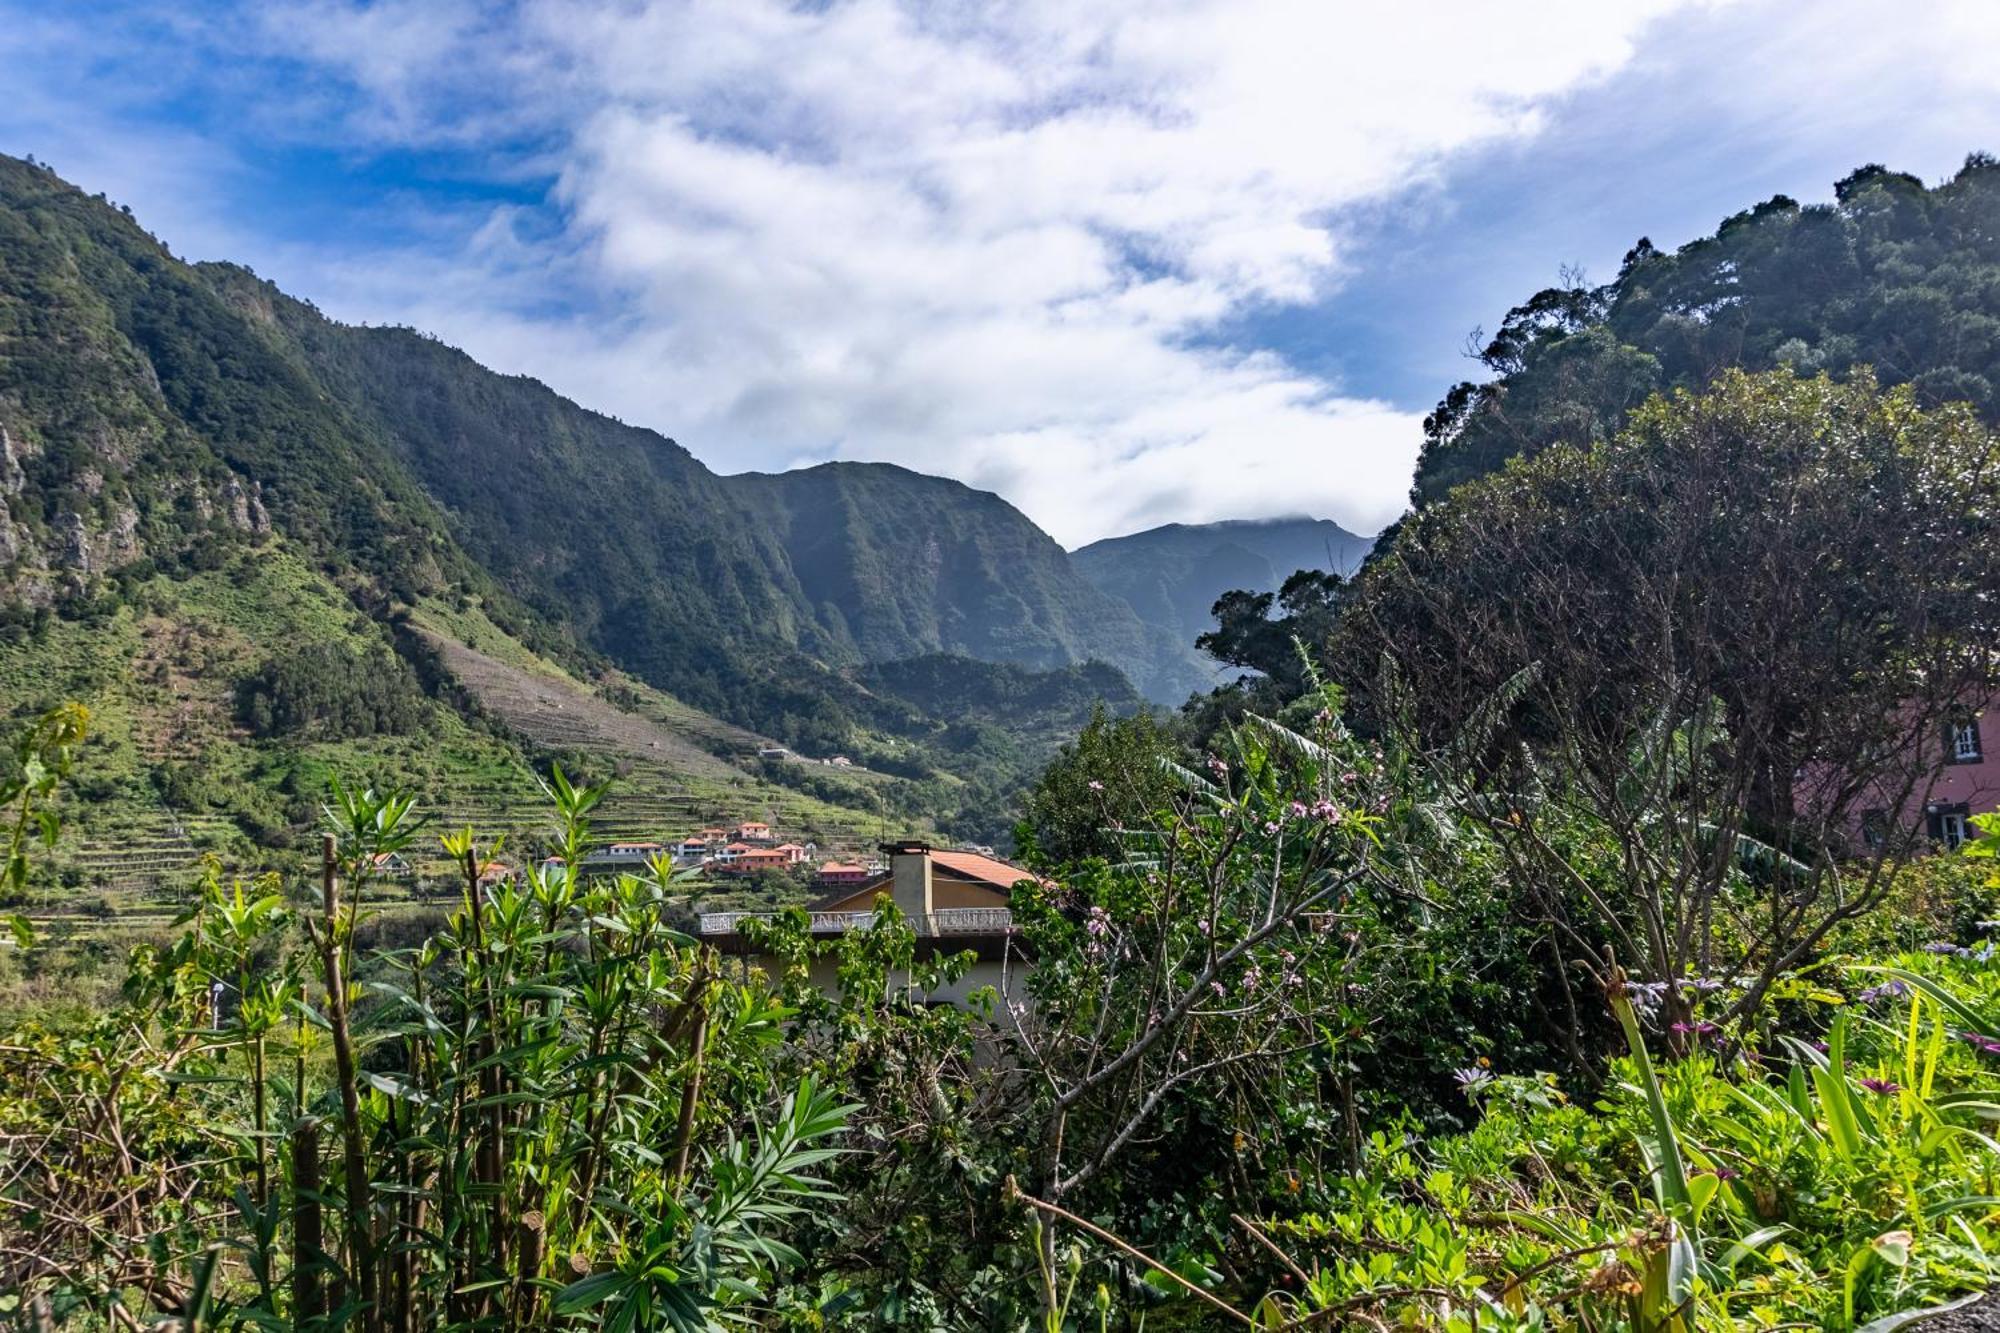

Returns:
1822,703,2000,852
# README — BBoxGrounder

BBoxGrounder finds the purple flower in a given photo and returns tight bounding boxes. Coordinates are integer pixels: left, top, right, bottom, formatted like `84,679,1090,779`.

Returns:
1289,801,1308,819
1454,1067,1492,1096
1958,1032,2000,1056
1087,779,1104,792
1858,1078,1901,1095
1859,980,1911,1005
1679,977,1725,996
1705,1167,1741,1181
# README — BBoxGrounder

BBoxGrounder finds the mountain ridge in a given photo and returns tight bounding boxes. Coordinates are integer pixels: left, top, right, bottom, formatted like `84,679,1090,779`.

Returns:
1071,516,1373,683
0,152,1183,852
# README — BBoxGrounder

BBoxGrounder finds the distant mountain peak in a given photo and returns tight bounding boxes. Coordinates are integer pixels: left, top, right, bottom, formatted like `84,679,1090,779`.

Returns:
1070,517,1375,683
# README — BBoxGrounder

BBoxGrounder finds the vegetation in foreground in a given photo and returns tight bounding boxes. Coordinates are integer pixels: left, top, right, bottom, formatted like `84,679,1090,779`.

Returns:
10,660,2000,1329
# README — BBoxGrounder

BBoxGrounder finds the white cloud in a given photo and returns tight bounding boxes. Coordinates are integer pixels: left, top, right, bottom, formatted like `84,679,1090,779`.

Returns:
14,0,2000,542
218,0,1690,542
33,0,2000,544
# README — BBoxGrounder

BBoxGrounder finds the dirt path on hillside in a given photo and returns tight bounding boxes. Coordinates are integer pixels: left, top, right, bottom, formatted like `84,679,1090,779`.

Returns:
416,628,747,782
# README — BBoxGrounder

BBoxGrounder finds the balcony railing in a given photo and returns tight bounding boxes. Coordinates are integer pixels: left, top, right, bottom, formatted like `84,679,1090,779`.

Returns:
698,907,1012,937
931,907,1015,934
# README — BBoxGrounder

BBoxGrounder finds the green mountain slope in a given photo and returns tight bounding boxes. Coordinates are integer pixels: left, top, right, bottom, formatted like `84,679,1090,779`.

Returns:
734,462,1203,701
1411,154,2000,508
1070,517,1372,681
0,152,1161,879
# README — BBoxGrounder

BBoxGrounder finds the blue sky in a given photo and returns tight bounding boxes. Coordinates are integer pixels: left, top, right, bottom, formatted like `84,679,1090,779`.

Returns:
2,1,1995,544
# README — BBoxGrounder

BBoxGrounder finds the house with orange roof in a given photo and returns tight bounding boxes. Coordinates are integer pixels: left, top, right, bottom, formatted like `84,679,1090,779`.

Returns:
700,842,1035,1008
733,821,775,844
713,846,802,875
813,861,876,890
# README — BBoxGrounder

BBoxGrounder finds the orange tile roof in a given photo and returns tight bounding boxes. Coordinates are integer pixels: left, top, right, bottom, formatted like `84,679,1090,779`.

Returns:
818,862,866,874
931,850,1036,891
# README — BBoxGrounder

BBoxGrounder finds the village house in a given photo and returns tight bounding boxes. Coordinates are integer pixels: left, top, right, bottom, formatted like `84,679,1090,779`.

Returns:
733,821,775,844
713,845,808,876
1798,699,2000,854
580,840,671,870
699,842,1035,1008
813,860,876,890
1862,707,2000,850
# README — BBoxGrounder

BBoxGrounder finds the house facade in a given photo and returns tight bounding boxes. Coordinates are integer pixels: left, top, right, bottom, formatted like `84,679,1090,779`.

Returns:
1871,708,2000,850
813,861,875,890
699,842,1034,1008
1803,701,2000,853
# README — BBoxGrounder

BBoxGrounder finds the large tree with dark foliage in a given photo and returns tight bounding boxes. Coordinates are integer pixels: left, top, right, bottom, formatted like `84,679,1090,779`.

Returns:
1412,154,2000,507
1341,369,2000,1030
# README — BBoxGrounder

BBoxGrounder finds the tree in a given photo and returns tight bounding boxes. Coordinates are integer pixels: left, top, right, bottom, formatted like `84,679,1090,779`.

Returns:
1006,687,1403,1309
1340,369,2000,1034
1197,569,1345,690
1019,705,1183,865
1409,153,2000,508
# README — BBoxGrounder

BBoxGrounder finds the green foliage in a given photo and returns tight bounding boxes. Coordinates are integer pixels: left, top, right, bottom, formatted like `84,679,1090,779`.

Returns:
1,701,87,907
236,642,428,739
0,766,852,1329
1019,703,1184,864
1411,154,2000,506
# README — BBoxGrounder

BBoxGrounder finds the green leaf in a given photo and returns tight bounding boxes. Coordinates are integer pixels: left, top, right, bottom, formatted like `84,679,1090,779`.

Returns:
553,1272,626,1313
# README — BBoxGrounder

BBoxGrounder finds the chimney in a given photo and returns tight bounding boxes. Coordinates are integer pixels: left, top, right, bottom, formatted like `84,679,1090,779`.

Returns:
881,841,934,935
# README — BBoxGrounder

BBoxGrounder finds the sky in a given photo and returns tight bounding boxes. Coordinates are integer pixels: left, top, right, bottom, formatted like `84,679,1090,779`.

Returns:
1,1,1996,546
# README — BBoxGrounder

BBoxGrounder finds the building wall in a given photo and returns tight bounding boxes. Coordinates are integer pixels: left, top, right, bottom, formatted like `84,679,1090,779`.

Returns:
932,878,1009,909
1813,701,2000,850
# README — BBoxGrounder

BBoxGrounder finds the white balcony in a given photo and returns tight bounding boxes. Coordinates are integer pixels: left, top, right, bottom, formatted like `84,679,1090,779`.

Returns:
698,907,1012,937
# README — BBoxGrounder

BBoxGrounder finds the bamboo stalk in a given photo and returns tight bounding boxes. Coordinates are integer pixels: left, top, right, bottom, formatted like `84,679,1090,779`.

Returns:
316,834,379,1333
291,1118,324,1327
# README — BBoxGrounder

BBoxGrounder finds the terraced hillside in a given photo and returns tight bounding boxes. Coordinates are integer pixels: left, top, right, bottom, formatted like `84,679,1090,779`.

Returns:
6,546,910,932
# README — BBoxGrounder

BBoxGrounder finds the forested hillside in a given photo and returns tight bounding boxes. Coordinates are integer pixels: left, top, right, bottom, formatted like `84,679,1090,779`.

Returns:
1071,516,1371,683
1411,154,2000,507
